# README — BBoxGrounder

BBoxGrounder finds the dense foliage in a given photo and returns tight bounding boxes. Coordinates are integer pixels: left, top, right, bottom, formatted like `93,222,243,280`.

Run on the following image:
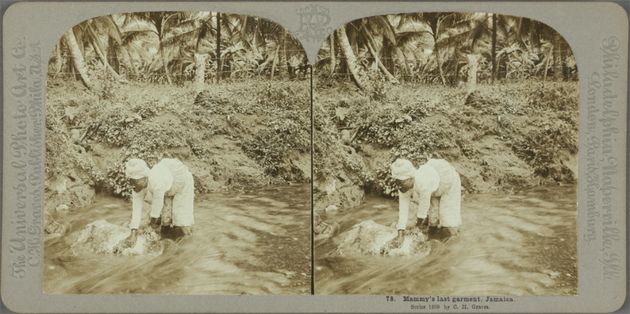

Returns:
316,13,576,90
49,12,308,91
315,81,578,199
241,83,310,180
46,79,311,201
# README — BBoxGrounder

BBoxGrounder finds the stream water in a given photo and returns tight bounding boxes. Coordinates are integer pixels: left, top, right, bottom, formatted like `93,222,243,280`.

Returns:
44,185,311,295
315,185,577,295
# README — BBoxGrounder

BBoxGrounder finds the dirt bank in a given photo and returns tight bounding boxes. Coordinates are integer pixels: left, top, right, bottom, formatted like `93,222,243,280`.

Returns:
45,79,310,232
314,80,578,214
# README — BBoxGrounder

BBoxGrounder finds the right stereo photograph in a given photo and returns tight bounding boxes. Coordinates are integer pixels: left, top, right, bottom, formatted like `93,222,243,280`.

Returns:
313,12,578,296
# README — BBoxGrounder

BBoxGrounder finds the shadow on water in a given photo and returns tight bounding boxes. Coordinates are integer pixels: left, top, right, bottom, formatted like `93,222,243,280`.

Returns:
44,185,311,295
315,185,577,296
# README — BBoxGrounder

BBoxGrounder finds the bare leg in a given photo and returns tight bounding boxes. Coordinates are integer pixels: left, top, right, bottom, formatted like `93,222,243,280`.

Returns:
181,226,193,236
162,196,174,226
446,227,459,237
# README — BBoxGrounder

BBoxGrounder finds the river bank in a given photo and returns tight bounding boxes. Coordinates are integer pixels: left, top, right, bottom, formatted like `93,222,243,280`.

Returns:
314,80,578,216
45,79,310,236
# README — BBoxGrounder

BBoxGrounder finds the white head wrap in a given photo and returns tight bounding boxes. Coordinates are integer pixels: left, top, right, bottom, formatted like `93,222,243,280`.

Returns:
125,158,150,179
390,158,416,180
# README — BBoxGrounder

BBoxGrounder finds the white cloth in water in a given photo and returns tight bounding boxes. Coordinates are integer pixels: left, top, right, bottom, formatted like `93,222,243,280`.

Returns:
395,159,461,230
130,159,195,229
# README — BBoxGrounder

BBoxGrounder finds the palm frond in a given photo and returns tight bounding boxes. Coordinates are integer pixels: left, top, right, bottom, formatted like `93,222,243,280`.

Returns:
161,27,201,48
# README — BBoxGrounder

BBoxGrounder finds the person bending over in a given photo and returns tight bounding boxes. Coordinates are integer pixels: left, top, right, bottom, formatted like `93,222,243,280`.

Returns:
390,158,461,246
123,158,195,246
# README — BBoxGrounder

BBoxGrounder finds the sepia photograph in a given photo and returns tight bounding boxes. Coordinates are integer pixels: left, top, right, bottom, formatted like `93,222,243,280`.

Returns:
43,11,311,294
3,1,629,312
313,12,578,295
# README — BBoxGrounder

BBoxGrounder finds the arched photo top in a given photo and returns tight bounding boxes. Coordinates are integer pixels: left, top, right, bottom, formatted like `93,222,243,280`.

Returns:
312,12,579,297
44,11,312,295
47,11,309,89
314,12,577,86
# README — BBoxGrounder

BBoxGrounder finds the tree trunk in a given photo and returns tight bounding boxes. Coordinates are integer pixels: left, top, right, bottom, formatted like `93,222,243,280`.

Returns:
115,36,137,78
194,53,207,94
491,13,497,83
466,54,479,94
282,30,288,78
553,32,563,80
543,48,552,81
329,32,336,76
123,48,137,78
215,12,222,82
252,17,259,53
53,43,63,77
270,42,281,79
336,25,366,90
454,42,460,84
158,16,172,84
107,37,120,74
365,38,398,84
435,38,446,85
428,16,446,85
394,47,411,80
382,40,396,77
88,35,122,81
159,46,172,84
63,29,93,89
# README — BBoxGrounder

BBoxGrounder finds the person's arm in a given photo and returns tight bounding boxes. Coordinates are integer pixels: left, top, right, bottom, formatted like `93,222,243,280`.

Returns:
122,190,145,248
129,190,146,230
396,190,412,230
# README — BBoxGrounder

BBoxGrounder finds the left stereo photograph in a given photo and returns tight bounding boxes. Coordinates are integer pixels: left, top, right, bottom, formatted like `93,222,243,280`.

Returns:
43,12,312,295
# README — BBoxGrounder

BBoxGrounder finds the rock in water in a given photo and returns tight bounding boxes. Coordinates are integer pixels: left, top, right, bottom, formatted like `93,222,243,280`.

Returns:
69,220,163,256
333,220,429,257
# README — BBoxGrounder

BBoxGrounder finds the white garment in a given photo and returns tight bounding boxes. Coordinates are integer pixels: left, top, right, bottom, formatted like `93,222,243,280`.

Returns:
391,158,416,180
396,159,461,230
125,158,150,179
129,159,195,229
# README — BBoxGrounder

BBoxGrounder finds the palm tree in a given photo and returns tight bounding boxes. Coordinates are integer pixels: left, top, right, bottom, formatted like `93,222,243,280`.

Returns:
73,16,127,81
491,14,497,82
214,12,222,81
63,28,93,89
336,25,366,90
422,13,449,84
55,15,132,88
351,16,399,83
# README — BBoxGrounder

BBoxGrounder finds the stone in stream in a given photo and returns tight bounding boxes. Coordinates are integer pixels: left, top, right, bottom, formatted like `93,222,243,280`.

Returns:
333,220,430,257
68,220,163,256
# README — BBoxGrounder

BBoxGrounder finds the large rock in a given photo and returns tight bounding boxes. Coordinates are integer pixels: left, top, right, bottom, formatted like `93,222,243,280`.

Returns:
69,220,163,256
333,220,430,257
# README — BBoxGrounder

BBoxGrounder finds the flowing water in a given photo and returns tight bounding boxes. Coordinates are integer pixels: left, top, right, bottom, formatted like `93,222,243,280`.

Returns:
315,185,577,295
44,185,311,295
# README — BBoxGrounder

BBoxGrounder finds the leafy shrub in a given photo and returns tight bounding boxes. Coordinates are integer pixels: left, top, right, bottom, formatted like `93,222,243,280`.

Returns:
89,102,143,146
194,90,249,115
354,108,407,147
45,104,106,190
400,99,436,120
105,163,132,197
255,82,309,111
512,119,577,180
527,83,578,112
364,69,388,101
242,116,309,179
